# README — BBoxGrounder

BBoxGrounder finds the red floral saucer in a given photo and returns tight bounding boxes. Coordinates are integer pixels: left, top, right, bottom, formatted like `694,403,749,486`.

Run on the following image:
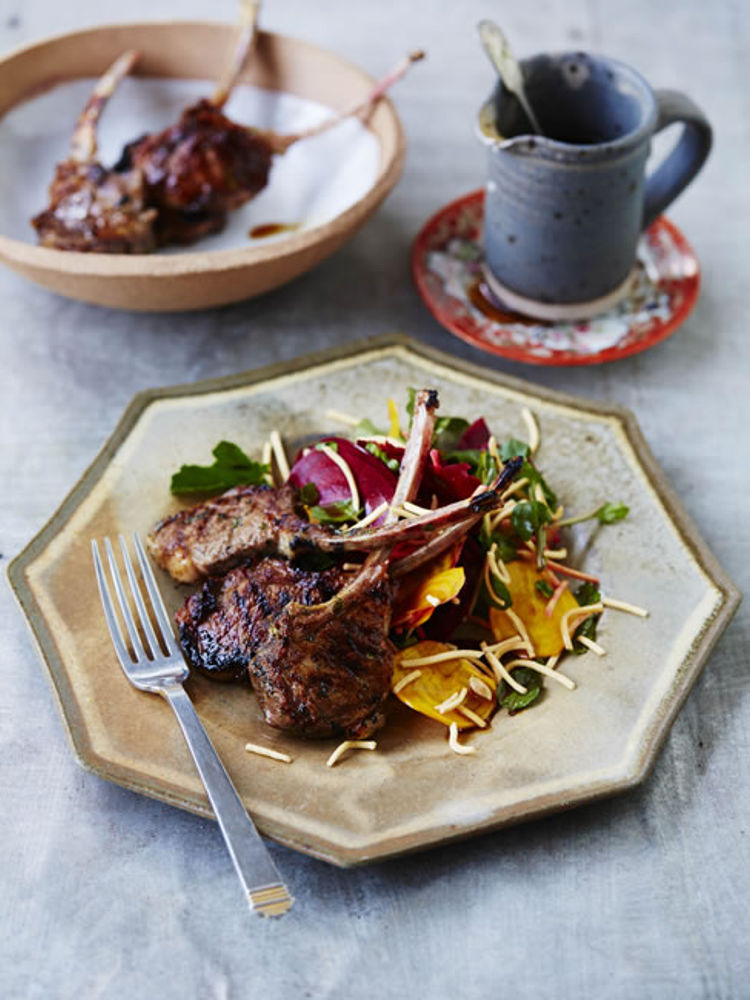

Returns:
411,189,700,366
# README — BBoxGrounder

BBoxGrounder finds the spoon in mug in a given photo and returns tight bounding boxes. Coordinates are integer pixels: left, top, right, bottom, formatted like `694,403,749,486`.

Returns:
477,19,543,136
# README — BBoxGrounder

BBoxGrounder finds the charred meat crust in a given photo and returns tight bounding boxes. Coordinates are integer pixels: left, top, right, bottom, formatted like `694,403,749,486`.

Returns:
249,560,394,739
123,100,274,218
176,558,393,740
32,161,157,253
176,559,347,682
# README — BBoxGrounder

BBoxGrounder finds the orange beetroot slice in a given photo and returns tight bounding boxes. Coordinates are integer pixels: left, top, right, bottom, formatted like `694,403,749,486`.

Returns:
392,547,466,630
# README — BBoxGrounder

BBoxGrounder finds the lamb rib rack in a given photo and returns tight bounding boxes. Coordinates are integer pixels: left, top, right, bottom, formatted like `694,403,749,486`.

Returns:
33,0,423,252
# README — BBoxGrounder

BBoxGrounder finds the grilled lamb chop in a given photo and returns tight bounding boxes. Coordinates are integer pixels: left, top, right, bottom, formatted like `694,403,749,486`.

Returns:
147,460,520,584
147,482,331,584
115,98,273,245
178,556,392,738
32,3,260,252
111,2,267,245
148,442,522,586
176,558,348,682
250,554,393,738
32,51,158,253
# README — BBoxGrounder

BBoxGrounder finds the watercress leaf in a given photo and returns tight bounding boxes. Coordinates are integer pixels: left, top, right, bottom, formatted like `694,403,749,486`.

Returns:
433,416,470,453
495,535,519,562
500,438,531,461
535,579,554,598
501,687,542,713
211,441,253,467
498,666,543,714
170,440,269,495
597,501,629,524
308,500,361,524
476,449,500,486
570,581,602,653
477,519,493,551
355,417,386,439
298,482,320,505
575,581,601,606
443,449,483,474
572,614,599,654
364,441,401,473
511,500,551,541
488,574,512,609
520,460,558,509
170,465,231,494
477,521,518,562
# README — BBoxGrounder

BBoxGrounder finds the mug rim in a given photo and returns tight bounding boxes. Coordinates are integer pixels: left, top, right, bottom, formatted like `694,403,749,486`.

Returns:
479,50,659,158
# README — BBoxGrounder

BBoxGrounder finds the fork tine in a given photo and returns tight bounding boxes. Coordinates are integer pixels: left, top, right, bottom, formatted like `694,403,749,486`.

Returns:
118,535,162,659
132,534,178,656
104,537,145,663
92,540,135,669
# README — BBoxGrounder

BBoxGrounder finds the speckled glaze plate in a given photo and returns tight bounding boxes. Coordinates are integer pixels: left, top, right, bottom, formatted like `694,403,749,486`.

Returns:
412,190,700,366
8,336,738,866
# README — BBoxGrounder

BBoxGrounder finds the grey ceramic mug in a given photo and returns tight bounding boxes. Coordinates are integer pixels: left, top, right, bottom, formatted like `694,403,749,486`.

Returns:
478,52,712,319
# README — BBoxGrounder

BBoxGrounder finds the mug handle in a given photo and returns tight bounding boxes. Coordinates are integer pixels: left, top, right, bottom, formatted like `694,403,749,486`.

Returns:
642,90,713,230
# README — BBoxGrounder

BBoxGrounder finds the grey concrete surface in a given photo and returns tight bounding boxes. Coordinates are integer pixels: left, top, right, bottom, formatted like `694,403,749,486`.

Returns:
1,1,748,998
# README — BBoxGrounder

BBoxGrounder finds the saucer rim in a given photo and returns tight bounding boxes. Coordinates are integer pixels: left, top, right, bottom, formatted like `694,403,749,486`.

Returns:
411,189,701,367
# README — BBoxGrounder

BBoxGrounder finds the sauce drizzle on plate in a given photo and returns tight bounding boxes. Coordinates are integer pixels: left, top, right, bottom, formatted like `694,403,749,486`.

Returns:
249,222,300,239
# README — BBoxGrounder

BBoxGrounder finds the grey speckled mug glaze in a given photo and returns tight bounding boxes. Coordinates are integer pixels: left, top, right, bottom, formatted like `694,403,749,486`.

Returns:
478,52,712,319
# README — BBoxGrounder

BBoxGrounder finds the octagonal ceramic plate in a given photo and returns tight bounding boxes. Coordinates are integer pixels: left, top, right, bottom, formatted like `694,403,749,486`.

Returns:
8,336,739,866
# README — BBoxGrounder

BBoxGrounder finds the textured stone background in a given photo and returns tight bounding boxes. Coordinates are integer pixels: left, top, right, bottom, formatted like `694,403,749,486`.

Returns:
1,1,747,997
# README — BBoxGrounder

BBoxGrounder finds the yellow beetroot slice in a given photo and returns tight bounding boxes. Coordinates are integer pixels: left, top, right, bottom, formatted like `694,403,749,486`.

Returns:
392,640,496,730
489,560,579,658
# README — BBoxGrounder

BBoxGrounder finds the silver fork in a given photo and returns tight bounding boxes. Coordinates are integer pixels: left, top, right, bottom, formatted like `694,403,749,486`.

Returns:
92,534,294,918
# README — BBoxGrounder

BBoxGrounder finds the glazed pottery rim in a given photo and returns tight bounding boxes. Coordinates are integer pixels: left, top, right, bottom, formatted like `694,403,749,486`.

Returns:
484,50,659,160
0,20,406,279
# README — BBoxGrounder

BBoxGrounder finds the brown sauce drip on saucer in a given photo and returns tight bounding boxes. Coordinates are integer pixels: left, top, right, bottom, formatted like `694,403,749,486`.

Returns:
249,222,300,239
467,280,551,327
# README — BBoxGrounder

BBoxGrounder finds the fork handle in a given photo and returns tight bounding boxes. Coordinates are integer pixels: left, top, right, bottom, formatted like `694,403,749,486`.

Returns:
161,682,290,909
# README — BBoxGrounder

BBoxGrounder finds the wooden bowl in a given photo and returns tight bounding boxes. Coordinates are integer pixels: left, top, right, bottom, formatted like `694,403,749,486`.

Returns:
0,22,406,311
